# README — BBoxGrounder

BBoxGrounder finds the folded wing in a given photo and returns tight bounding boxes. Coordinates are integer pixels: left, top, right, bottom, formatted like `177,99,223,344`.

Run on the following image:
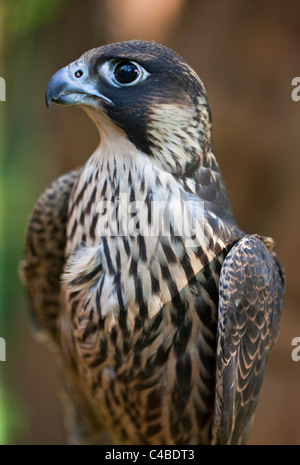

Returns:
212,235,285,444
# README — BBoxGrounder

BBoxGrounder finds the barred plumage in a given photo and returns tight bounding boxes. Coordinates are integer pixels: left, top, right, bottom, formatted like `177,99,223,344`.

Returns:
20,40,285,445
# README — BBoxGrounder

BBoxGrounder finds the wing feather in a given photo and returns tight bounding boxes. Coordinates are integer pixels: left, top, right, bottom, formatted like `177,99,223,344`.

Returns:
211,234,285,444
20,170,78,344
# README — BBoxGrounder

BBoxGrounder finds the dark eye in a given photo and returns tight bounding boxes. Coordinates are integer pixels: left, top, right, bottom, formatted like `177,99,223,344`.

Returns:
114,61,140,85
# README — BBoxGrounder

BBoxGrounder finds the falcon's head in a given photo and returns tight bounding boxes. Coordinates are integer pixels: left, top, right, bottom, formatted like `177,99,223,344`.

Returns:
45,40,212,177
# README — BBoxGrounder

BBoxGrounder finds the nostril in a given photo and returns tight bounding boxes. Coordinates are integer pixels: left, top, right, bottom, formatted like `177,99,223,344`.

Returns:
74,69,83,78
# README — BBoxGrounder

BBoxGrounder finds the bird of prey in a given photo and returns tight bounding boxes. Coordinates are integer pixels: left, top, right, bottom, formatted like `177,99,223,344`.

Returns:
20,40,285,445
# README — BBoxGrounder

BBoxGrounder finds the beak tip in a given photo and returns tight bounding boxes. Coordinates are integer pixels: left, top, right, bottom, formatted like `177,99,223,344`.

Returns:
45,85,52,108
45,66,68,109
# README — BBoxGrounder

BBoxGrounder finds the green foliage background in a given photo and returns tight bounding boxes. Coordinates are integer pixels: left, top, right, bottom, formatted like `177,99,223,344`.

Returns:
0,0,68,443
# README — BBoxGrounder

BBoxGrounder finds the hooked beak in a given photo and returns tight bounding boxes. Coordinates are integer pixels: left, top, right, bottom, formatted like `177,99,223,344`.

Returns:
45,60,112,108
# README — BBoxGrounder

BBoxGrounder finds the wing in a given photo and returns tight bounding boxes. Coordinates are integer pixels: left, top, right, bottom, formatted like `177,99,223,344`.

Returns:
19,169,107,442
211,234,285,444
19,170,79,344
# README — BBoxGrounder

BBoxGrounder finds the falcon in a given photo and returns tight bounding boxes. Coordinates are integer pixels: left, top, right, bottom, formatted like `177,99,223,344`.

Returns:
20,40,285,445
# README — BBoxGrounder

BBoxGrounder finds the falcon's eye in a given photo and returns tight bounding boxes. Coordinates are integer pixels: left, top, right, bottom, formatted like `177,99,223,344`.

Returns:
100,59,149,88
114,61,140,84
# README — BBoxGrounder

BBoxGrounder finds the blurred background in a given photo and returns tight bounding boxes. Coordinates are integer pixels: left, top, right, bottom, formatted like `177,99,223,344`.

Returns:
0,0,299,445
